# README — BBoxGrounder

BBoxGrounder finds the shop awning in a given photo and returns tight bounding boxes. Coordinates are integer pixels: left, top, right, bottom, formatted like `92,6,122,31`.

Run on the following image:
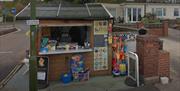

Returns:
16,3,113,20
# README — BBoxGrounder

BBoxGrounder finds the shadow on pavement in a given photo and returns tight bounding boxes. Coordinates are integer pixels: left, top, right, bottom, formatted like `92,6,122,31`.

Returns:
119,85,160,91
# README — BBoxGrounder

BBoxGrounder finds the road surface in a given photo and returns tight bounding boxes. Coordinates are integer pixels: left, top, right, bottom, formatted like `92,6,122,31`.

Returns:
0,21,29,82
155,28,180,91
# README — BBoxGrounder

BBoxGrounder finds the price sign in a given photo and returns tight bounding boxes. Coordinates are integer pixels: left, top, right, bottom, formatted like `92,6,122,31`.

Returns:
26,20,39,25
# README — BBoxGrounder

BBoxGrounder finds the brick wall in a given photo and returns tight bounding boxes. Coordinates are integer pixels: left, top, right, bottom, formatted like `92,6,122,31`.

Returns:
136,35,170,79
163,21,168,37
147,28,163,37
136,35,160,77
158,50,170,77
136,21,168,37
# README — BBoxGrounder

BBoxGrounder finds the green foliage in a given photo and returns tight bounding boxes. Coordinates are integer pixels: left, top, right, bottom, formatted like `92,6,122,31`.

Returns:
0,10,2,16
142,13,161,24
3,2,15,8
44,0,53,3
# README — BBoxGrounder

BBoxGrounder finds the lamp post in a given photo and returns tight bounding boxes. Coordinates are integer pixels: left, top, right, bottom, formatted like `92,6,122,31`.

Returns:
30,0,37,91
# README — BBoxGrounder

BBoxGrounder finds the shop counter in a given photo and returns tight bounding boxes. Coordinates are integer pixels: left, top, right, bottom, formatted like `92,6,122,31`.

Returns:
39,49,93,55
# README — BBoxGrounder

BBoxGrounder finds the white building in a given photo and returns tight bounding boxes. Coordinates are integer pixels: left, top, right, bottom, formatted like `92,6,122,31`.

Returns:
122,3,145,23
104,3,180,23
145,3,180,19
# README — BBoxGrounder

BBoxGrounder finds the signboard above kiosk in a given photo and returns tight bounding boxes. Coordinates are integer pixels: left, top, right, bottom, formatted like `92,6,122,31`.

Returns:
26,20,39,25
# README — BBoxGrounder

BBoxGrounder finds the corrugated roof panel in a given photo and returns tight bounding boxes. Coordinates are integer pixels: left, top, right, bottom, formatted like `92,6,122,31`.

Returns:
16,4,111,20
18,7,58,18
88,4,110,19
58,6,90,19
36,7,58,17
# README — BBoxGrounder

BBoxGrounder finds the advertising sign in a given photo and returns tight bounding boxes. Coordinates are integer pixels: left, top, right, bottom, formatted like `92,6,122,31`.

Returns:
94,47,108,71
37,56,49,88
93,20,108,71
26,20,39,25
94,20,108,35
128,51,140,87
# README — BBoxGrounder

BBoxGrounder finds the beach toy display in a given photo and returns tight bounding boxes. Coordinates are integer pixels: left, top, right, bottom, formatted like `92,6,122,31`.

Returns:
70,55,89,81
112,33,128,76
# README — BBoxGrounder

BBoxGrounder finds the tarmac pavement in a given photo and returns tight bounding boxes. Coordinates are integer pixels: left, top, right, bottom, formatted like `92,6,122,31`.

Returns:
0,64,29,91
0,64,159,91
155,28,180,91
0,21,29,85
0,28,17,36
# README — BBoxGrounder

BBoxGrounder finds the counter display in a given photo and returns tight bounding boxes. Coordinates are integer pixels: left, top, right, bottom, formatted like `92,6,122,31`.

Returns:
39,48,93,55
39,26,91,55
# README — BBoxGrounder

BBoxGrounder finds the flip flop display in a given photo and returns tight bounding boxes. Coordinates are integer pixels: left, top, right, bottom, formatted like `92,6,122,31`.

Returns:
112,34,128,76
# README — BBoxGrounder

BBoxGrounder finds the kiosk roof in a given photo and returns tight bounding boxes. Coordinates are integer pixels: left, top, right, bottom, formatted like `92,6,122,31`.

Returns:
16,3,113,20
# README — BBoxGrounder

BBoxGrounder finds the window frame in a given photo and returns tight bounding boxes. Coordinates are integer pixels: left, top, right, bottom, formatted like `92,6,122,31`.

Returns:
152,8,166,17
174,8,179,16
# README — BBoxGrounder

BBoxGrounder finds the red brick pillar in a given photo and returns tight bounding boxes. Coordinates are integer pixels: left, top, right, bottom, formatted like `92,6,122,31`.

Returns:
163,21,168,37
136,22,144,29
158,50,170,77
136,35,160,78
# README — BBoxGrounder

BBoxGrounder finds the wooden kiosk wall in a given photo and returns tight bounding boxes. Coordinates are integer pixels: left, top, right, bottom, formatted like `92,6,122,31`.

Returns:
36,20,112,81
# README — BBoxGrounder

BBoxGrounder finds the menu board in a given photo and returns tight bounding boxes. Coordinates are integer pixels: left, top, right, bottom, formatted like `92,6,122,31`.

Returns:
94,20,108,71
94,47,108,70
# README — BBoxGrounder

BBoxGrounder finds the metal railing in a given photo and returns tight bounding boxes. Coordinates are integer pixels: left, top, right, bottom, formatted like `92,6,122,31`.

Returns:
144,23,163,29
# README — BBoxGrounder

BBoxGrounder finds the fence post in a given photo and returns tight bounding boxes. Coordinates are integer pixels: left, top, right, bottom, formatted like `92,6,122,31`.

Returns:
163,21,168,37
136,22,144,29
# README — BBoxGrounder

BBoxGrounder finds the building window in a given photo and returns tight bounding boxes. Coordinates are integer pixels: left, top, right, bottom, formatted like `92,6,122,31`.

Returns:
152,8,155,14
133,8,137,21
156,8,163,16
127,8,131,21
163,8,166,16
138,8,142,21
152,8,166,17
174,8,179,16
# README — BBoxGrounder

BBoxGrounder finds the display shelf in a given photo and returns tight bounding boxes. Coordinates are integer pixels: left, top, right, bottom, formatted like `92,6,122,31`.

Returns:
39,49,93,55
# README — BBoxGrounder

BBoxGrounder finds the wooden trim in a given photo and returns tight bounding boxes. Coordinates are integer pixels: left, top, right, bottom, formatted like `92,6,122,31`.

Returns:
39,20,93,27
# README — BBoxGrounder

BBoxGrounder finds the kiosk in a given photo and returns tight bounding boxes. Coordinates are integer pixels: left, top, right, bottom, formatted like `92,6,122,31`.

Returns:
17,3,114,81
